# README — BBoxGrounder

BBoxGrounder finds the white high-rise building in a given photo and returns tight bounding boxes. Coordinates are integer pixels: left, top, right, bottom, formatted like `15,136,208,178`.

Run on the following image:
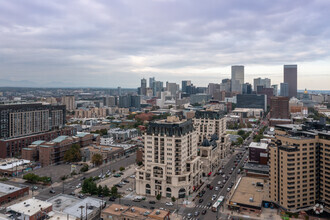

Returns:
231,65,244,93
61,95,75,111
136,116,202,198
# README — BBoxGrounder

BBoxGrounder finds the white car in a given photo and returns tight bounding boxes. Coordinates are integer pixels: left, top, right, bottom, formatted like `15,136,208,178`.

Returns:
130,175,136,178
222,174,226,178
215,187,219,191
212,194,217,200
227,188,231,192
165,202,173,206
217,181,221,185
76,183,81,189
126,188,133,191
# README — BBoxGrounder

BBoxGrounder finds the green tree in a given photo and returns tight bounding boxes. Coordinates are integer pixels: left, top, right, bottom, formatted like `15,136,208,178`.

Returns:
110,186,118,196
97,185,103,196
119,167,125,171
80,164,89,173
237,130,245,136
64,144,82,162
171,196,176,203
236,137,244,145
103,185,110,197
23,173,40,183
91,153,103,166
156,194,161,200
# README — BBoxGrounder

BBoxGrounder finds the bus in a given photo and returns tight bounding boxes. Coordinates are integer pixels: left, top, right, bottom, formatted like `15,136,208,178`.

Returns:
212,196,224,212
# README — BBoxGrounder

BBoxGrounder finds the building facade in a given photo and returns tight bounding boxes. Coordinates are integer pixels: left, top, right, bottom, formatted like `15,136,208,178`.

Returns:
136,117,202,198
270,96,290,119
269,123,330,212
0,103,65,140
61,95,75,111
284,65,298,98
236,94,267,111
231,65,244,93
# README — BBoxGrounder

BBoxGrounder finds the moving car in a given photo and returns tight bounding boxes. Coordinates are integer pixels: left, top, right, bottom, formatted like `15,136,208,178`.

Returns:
194,211,199,216
212,194,217,200
202,210,207,215
215,187,219,191
199,198,203,203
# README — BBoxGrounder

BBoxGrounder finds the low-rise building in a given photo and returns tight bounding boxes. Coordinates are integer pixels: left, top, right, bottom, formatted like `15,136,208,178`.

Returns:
101,204,170,220
81,145,124,163
7,198,53,220
22,133,95,167
0,183,29,205
47,194,105,220
227,177,269,215
0,159,32,176
248,142,268,165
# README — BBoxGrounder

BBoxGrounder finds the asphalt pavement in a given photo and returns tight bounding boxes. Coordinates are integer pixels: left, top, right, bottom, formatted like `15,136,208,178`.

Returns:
34,153,136,200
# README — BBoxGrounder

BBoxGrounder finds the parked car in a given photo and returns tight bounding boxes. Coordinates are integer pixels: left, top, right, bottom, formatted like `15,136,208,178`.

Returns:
149,201,156,204
215,187,219,191
123,179,130,183
217,181,221,185
209,185,213,190
49,189,55,194
109,197,116,201
126,188,133,191
32,186,38,190
199,199,203,203
165,202,173,206
114,174,121,177
227,188,231,192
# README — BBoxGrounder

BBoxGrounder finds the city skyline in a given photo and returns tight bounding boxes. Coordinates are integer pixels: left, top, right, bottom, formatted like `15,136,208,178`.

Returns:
0,1,330,89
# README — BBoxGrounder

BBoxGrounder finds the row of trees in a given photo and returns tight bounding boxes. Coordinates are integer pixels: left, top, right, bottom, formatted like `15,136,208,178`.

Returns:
81,177,120,198
23,173,51,184
82,177,110,196
253,126,266,142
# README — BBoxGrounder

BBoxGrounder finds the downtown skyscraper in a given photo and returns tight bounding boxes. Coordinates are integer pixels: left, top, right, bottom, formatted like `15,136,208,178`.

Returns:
284,65,298,98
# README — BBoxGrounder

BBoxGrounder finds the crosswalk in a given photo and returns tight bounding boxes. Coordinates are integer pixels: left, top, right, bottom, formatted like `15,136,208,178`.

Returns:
194,204,212,209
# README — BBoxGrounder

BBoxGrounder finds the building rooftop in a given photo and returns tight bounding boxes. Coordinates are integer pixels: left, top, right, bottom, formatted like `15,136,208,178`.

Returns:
7,198,52,217
229,177,267,209
0,182,23,197
31,140,45,145
102,204,169,219
0,159,30,170
244,162,269,173
249,142,268,150
76,132,90,138
51,136,69,143
47,194,103,219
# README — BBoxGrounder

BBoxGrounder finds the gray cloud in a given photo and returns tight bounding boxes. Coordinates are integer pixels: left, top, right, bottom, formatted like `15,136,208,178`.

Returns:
0,0,330,89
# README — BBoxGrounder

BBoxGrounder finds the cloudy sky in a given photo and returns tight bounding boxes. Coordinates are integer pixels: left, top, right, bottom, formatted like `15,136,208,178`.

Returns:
0,0,330,89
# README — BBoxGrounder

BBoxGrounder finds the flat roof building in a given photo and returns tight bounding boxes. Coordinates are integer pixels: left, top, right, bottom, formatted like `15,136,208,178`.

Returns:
7,198,53,220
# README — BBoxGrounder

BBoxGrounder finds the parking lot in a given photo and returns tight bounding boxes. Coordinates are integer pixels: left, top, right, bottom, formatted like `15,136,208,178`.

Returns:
29,163,84,183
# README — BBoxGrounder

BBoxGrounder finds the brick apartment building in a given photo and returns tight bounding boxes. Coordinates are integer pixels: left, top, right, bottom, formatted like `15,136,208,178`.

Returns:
22,133,96,167
269,122,330,212
0,127,76,158
0,183,29,205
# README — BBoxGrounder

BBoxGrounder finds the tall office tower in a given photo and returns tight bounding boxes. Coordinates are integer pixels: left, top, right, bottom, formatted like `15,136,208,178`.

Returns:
270,96,290,119
61,95,75,111
153,81,163,97
135,117,202,198
149,77,155,88
242,83,252,94
231,65,244,93
117,87,122,96
280,83,289,97
166,82,179,96
220,78,231,92
269,123,330,211
271,84,278,96
253,78,271,91
118,94,141,109
182,80,191,93
0,103,65,139
140,78,147,96
284,65,298,98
